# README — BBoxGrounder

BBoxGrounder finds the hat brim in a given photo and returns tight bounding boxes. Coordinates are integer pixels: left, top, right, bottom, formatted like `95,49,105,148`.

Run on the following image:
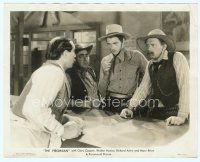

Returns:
98,32,131,41
75,44,93,54
136,35,176,52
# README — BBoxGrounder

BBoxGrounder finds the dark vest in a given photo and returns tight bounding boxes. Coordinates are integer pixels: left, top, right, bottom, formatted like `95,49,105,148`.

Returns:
66,67,97,100
148,52,180,107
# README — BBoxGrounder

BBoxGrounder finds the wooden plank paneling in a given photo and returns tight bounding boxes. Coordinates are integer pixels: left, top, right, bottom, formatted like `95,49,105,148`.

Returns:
14,12,24,95
28,33,32,77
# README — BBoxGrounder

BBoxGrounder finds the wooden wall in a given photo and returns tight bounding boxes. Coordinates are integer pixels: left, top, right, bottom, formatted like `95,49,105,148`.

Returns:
10,11,189,95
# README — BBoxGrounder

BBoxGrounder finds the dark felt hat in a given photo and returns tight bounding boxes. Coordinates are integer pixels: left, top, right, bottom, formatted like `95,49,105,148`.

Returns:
75,44,93,54
136,29,176,52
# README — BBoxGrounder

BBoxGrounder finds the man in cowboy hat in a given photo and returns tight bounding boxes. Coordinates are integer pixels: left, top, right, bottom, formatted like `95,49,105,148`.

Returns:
98,24,147,114
66,44,101,111
120,29,189,126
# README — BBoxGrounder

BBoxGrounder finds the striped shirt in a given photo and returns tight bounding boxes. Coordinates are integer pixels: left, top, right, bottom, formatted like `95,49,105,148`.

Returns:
129,51,189,119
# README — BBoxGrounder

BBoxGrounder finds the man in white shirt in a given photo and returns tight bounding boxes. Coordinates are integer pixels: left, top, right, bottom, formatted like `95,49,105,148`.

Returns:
11,37,84,148
120,29,189,126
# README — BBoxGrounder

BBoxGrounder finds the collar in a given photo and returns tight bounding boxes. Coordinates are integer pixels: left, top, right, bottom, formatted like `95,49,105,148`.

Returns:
114,48,132,62
151,50,168,63
162,50,168,60
44,60,65,72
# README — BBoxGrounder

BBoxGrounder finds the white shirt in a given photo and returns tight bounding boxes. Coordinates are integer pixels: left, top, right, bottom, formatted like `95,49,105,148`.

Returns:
129,51,189,119
22,63,66,137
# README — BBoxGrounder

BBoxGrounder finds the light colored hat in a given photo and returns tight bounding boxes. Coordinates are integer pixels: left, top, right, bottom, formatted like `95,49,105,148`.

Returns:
98,24,131,41
75,44,93,54
136,29,176,52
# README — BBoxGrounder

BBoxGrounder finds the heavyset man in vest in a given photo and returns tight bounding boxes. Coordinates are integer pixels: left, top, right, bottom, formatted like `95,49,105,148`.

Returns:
98,24,147,114
66,44,101,110
120,29,189,126
11,37,84,148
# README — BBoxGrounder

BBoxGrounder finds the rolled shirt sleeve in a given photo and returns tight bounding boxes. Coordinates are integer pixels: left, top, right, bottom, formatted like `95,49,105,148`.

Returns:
22,65,65,137
173,52,190,119
129,62,152,109
138,50,148,74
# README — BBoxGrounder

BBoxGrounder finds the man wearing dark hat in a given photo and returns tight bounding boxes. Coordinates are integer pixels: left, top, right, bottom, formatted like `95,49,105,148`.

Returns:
98,24,147,114
66,44,101,110
120,29,189,126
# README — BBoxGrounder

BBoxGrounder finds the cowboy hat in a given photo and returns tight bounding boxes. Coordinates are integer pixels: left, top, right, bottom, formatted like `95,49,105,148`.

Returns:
136,29,176,52
75,44,93,54
98,24,131,41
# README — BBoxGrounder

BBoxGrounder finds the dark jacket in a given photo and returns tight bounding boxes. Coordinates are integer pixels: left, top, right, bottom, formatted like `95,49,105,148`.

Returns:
66,66,98,100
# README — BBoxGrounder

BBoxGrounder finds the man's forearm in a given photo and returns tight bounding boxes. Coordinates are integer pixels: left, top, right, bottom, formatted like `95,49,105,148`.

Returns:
173,52,190,120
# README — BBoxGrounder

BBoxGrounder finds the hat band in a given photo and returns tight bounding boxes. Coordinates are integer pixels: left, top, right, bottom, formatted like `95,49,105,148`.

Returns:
106,32,123,36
